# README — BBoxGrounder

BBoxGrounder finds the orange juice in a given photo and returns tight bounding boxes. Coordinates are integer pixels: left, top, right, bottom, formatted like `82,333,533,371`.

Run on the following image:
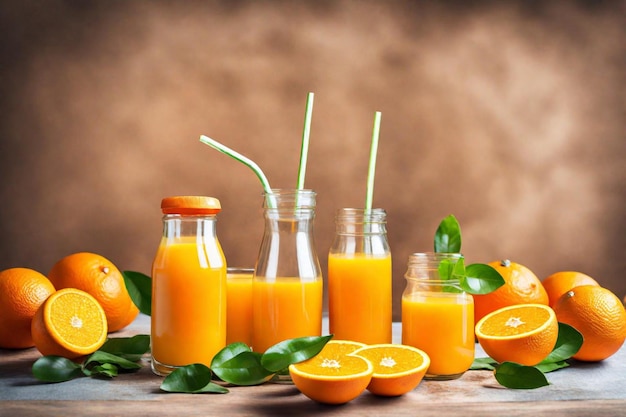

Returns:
252,278,323,353
151,239,226,373
226,268,254,346
402,291,474,379
328,253,392,344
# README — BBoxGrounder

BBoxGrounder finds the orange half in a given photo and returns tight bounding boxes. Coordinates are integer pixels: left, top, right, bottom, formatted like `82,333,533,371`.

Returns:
352,344,430,396
475,303,558,366
32,288,108,359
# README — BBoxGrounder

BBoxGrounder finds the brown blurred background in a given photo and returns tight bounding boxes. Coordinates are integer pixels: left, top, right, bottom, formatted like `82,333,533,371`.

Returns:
1,0,624,320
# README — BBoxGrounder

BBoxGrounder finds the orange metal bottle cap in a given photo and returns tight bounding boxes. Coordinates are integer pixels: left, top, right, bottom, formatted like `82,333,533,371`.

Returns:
161,196,221,215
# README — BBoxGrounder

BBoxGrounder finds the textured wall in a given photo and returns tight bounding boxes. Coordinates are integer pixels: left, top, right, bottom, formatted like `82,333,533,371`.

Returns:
1,0,624,319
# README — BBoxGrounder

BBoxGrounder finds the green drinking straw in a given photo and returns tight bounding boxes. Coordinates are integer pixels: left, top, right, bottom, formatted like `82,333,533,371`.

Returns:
296,92,315,190
199,135,274,205
365,111,382,212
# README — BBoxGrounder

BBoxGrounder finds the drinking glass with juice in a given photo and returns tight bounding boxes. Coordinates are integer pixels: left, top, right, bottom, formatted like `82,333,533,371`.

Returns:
401,252,474,380
151,196,227,376
226,267,254,346
252,190,323,356
328,208,392,344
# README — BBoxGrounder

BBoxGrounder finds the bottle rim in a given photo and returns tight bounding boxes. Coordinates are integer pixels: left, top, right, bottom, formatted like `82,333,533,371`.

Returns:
161,196,221,215
334,207,387,222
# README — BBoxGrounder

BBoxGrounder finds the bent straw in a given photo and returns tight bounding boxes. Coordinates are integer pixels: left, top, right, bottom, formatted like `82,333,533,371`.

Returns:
365,111,382,212
296,92,315,190
199,135,274,206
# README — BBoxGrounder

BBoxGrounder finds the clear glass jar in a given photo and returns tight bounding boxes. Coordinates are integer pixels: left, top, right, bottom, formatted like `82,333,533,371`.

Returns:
151,196,227,376
251,189,323,354
401,252,474,380
328,208,392,344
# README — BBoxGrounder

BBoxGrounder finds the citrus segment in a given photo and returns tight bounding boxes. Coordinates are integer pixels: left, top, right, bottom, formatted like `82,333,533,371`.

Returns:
473,260,548,326
542,271,599,308
475,304,558,366
554,285,626,361
288,340,373,404
48,252,139,332
0,268,56,349
352,344,430,396
31,288,108,359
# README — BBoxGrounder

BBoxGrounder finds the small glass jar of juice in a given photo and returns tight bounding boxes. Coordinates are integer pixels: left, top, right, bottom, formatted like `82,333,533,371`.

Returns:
151,196,227,376
252,189,323,355
401,252,474,380
226,267,254,347
328,208,392,344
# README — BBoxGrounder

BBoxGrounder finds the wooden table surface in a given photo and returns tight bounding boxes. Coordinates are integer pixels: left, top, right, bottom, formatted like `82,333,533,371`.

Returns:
2,314,625,417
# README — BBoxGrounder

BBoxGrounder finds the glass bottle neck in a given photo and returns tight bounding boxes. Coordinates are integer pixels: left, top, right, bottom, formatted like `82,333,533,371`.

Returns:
162,214,218,240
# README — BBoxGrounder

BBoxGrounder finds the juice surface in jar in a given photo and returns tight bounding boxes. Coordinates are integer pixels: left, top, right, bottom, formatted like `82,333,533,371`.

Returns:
252,278,323,353
226,267,254,346
151,196,227,376
402,290,475,378
328,253,392,344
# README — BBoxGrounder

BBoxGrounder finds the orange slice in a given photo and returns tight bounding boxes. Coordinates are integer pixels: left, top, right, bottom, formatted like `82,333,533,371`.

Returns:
31,288,108,359
352,344,430,396
475,303,558,366
289,340,373,404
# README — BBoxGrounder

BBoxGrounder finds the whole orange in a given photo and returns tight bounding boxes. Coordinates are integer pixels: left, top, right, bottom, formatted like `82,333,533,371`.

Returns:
553,285,626,361
473,260,548,327
0,268,56,348
48,252,139,332
542,271,599,308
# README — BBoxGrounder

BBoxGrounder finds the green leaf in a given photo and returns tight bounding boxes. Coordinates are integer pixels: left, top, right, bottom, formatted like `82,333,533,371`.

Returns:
211,350,274,386
160,364,229,394
211,342,252,369
89,363,119,378
99,334,150,361
32,356,84,383
84,351,142,371
470,357,498,371
437,258,465,293
536,360,569,373
122,270,152,316
461,263,505,295
434,214,462,253
494,362,549,389
540,322,583,364
261,334,333,372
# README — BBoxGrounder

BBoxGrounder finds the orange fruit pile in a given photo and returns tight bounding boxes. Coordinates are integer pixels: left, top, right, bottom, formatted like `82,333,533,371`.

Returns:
0,268,56,349
289,340,430,404
31,288,108,359
553,285,626,362
48,252,139,332
542,271,599,308
473,260,549,326
0,251,139,358
475,304,558,366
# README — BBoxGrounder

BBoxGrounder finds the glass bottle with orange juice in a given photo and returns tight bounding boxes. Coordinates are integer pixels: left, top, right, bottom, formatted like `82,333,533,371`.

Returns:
151,196,227,376
252,189,323,356
328,208,392,344
401,252,474,380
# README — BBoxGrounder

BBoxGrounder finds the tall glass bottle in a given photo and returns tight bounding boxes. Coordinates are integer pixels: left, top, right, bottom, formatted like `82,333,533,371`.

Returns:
328,208,392,344
401,252,474,380
252,189,323,354
151,196,227,376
